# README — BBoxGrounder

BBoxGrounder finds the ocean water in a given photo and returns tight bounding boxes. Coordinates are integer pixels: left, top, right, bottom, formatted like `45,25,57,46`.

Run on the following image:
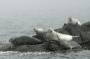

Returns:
0,16,89,59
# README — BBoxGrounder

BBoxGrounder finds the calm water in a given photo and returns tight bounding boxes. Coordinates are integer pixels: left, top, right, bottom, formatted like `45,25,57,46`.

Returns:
0,17,89,59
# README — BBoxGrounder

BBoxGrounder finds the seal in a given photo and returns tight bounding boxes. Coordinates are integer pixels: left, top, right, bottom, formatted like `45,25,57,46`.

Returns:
44,28,81,49
33,27,81,49
45,28,79,41
9,36,43,46
66,17,81,25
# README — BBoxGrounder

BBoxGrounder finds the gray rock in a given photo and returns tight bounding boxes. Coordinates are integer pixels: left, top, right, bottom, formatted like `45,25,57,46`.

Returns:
7,42,49,52
81,22,90,31
82,21,90,27
80,32,90,43
62,24,81,36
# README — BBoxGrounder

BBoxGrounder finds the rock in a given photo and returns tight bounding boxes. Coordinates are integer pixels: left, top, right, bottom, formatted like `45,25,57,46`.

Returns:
82,22,90,27
81,22,90,31
62,24,81,36
7,42,49,52
9,36,43,46
79,31,90,49
79,32,90,44
46,40,81,51
46,40,61,51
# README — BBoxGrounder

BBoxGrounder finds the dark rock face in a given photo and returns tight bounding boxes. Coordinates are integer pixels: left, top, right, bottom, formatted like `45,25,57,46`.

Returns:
81,22,90,31
62,24,81,36
9,42,48,52
79,32,90,49
0,42,48,52
80,32,90,43
46,40,61,51
9,36,43,46
82,22,90,27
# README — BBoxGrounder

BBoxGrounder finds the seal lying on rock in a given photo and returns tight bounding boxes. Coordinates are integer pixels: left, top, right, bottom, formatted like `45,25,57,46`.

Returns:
33,28,81,49
45,28,81,49
46,28,79,41
9,36,43,46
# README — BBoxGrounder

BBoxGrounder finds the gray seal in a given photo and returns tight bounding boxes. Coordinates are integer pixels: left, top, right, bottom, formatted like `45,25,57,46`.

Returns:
9,36,42,46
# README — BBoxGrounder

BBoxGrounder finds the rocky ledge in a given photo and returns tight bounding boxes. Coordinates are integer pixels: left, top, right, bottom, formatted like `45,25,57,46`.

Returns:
0,21,90,52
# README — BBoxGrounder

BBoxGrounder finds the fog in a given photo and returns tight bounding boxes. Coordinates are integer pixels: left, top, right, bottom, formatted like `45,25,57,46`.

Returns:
0,0,89,18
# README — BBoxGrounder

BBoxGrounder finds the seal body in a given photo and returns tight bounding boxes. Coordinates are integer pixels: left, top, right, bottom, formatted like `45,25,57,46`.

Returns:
9,36,42,46
44,29,80,49
45,29,78,41
33,28,80,49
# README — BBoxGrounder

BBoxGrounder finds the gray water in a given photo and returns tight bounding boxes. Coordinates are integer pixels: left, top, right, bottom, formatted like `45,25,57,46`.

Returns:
0,17,89,59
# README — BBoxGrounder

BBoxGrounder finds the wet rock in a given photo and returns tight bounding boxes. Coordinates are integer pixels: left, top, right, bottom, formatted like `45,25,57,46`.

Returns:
62,24,81,36
7,42,49,52
46,40,61,51
9,36,43,46
81,22,90,31
82,21,90,27
79,32,90,44
45,40,81,51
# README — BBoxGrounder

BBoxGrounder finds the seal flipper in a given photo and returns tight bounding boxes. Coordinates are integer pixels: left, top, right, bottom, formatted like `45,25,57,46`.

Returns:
72,36,80,38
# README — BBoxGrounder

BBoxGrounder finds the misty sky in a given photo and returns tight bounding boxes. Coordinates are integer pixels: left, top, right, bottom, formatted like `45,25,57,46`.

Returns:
0,0,90,17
